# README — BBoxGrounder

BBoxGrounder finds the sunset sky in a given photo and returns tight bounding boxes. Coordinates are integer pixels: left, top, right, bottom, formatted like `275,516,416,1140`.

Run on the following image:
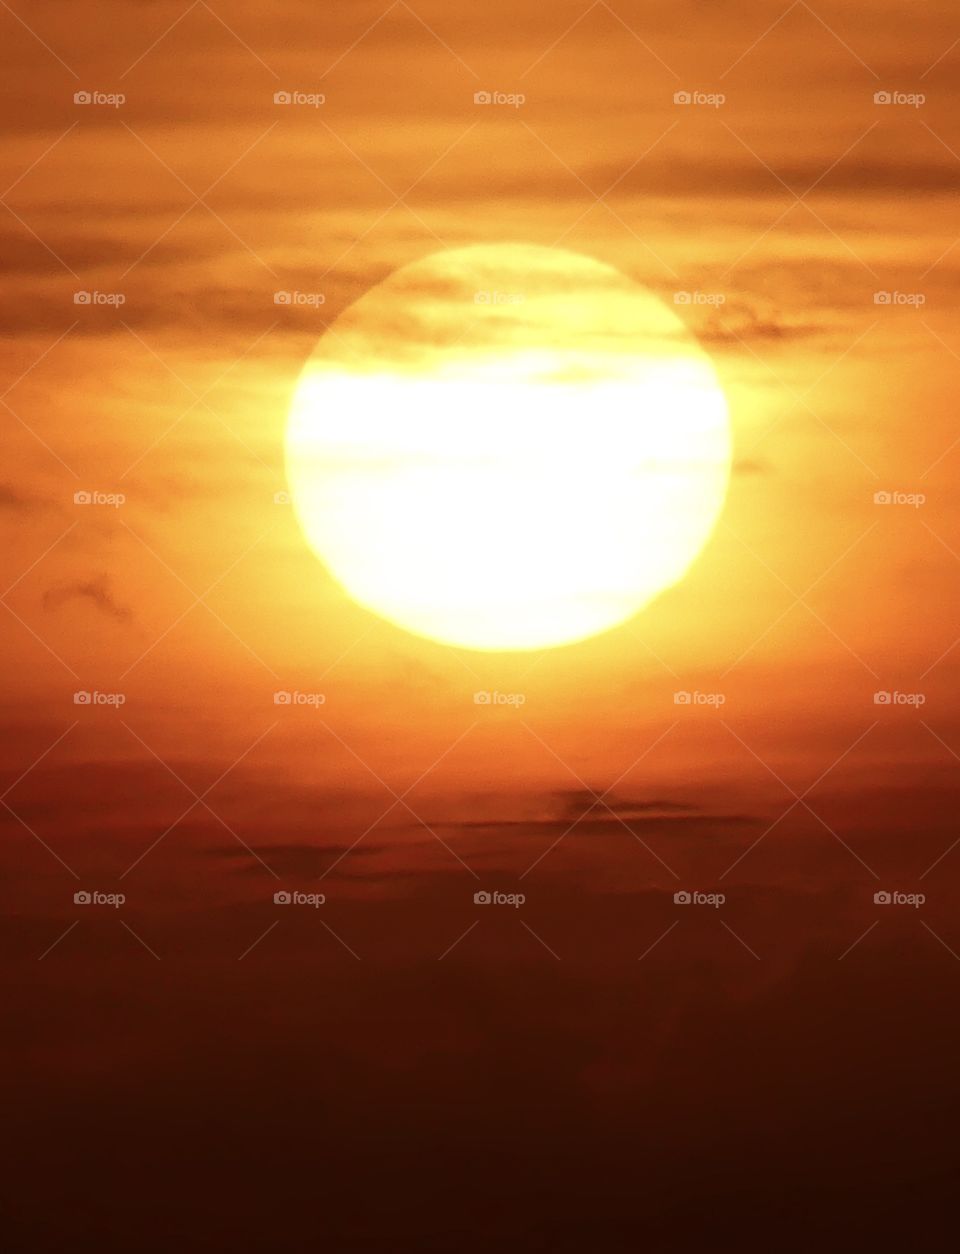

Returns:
4,2,960,1249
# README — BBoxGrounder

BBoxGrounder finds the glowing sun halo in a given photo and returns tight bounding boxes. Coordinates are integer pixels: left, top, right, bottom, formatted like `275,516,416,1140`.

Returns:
285,244,731,651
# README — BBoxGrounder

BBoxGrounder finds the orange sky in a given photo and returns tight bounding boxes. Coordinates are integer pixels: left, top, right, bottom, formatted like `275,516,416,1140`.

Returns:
2,0,960,938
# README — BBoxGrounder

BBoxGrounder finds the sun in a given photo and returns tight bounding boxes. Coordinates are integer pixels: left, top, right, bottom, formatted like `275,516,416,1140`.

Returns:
284,244,731,651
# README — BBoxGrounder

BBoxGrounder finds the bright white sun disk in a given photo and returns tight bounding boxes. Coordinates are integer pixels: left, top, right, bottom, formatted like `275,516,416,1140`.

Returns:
285,245,731,651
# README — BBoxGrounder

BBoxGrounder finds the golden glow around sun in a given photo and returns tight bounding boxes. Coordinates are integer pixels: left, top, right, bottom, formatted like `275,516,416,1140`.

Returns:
285,244,731,651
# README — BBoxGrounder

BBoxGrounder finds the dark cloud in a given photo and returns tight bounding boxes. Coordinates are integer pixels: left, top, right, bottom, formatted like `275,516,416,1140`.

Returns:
0,481,40,511
42,577,133,622
695,297,825,346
